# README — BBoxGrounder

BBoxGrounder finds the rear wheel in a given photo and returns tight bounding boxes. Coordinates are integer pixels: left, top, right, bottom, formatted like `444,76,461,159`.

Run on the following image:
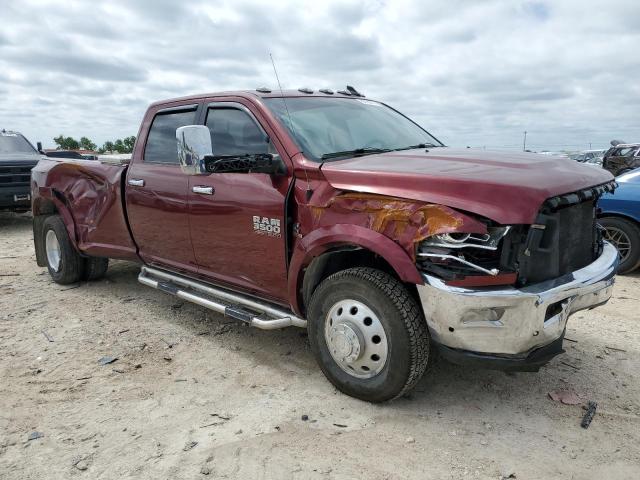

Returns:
83,257,109,280
308,267,430,402
600,217,640,274
43,215,84,284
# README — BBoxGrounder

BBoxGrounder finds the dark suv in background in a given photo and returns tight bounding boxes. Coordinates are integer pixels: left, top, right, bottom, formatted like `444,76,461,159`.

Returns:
0,129,41,213
603,143,640,176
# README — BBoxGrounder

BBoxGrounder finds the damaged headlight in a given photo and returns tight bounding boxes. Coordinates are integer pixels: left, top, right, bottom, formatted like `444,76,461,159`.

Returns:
417,226,516,286
423,227,511,251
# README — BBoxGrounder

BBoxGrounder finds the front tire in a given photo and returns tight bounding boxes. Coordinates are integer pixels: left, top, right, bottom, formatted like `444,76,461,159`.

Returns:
308,267,430,402
600,217,640,274
42,215,84,284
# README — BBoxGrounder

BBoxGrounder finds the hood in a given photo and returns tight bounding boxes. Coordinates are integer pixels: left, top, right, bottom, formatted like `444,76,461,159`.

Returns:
0,152,42,164
320,147,614,224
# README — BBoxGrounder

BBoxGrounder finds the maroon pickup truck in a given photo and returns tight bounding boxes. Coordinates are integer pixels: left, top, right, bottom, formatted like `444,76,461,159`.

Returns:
31,88,618,402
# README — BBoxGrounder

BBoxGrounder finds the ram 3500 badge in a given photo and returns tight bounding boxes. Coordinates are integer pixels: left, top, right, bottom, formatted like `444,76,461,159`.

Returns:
31,88,618,402
253,216,281,237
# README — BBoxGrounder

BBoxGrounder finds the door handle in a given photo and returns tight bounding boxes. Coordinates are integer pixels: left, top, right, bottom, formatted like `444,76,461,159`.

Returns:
192,186,214,195
128,178,145,187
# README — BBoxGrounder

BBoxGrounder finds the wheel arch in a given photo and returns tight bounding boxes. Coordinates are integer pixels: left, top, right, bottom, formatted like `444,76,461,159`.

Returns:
288,224,424,316
32,190,78,267
598,211,640,227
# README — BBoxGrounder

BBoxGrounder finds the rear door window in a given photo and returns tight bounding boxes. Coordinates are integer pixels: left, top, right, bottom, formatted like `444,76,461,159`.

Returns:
144,108,197,164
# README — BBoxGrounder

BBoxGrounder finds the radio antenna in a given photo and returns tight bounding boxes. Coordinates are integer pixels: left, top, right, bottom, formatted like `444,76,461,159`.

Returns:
269,52,312,200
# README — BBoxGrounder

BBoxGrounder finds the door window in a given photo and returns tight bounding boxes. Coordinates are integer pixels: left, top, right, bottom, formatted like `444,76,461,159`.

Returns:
144,109,197,163
205,108,270,156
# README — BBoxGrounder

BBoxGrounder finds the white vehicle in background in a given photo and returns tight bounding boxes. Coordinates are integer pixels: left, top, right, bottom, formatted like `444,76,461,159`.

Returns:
570,150,606,166
538,151,570,158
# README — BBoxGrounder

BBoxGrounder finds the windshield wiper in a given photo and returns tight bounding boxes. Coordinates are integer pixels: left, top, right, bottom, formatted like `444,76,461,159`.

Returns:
393,143,439,151
321,147,391,160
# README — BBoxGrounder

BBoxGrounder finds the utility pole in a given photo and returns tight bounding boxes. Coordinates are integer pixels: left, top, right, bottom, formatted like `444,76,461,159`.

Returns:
523,131,527,152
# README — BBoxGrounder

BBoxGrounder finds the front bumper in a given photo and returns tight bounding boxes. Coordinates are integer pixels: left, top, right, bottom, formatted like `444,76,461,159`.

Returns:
0,185,31,210
416,241,618,368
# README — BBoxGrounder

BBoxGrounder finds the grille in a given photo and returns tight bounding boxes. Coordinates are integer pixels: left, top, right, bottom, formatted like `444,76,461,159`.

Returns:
501,181,616,286
0,164,33,186
514,202,606,285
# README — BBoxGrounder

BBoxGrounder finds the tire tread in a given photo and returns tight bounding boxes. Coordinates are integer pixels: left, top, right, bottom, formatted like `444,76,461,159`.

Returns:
42,215,84,285
312,267,430,401
83,257,109,281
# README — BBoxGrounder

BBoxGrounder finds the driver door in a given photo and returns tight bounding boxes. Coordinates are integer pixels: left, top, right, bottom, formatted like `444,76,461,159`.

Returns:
187,101,291,303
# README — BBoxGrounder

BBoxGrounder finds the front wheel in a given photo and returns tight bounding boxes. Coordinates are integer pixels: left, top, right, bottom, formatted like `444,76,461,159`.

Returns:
307,267,430,402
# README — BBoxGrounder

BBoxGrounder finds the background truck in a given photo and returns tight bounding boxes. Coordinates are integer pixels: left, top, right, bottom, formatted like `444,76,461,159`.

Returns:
31,88,618,402
1,129,41,212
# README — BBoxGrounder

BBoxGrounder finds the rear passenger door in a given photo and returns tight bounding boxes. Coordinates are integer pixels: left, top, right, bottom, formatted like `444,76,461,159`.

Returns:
125,104,199,275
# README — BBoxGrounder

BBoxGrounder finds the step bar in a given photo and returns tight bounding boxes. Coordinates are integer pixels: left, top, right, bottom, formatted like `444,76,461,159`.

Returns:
138,266,307,330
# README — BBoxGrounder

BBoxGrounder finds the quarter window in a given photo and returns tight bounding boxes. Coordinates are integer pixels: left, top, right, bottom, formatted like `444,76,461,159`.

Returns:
205,108,269,156
144,109,197,163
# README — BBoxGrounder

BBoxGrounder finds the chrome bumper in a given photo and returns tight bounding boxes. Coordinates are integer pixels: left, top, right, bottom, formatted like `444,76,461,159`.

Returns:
416,242,619,355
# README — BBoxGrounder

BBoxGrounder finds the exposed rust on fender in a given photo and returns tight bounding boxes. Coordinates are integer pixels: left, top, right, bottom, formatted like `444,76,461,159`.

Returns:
305,192,487,260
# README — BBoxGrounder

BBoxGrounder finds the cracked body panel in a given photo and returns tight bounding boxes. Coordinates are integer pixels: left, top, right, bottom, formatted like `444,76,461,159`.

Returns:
303,192,486,260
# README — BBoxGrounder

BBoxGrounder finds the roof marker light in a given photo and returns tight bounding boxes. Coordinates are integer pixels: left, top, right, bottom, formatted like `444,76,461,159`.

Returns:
298,87,313,94
256,86,272,93
346,85,364,97
319,88,334,94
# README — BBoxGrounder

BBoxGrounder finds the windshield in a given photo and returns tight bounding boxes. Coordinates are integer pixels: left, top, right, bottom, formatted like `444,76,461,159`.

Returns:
263,97,442,161
613,147,637,157
0,132,37,155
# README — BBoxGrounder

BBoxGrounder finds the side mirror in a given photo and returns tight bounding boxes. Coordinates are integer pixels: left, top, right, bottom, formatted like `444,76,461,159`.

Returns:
176,125,212,175
36,141,43,153
204,153,287,175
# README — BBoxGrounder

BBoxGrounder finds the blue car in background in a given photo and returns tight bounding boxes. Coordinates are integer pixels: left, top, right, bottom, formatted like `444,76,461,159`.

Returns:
598,168,640,273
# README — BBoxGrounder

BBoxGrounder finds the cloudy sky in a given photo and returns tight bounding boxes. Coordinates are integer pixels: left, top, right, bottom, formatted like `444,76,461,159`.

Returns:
0,0,638,151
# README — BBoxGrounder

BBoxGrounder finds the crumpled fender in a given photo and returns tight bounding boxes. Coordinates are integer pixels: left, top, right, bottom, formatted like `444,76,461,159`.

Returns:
35,187,79,246
287,190,489,315
32,186,79,267
31,158,137,260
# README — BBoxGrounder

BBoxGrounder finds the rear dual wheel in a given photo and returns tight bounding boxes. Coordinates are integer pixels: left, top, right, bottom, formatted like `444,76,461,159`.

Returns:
308,267,431,403
43,215,109,284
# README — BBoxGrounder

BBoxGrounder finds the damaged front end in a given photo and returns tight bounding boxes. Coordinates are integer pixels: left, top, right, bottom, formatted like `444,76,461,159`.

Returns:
414,180,619,371
415,181,618,289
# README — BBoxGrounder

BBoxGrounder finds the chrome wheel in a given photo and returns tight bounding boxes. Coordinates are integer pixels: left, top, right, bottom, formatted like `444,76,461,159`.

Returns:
324,299,388,379
45,229,61,272
604,226,632,262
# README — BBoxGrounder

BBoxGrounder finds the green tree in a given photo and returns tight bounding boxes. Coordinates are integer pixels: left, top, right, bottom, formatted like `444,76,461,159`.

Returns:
53,135,80,150
114,139,125,153
123,136,136,153
79,137,97,151
101,141,115,153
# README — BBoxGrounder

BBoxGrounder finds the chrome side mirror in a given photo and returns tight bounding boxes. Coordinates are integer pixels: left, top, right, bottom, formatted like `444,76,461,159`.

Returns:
176,125,213,175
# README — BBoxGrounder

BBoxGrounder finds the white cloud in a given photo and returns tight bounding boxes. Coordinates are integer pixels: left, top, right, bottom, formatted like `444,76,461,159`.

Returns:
0,0,637,151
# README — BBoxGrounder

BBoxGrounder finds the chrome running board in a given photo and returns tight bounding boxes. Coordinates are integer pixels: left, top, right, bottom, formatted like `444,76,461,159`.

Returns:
138,266,307,330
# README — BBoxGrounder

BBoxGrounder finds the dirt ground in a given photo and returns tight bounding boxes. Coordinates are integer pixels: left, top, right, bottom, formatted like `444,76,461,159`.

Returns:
1,211,639,480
